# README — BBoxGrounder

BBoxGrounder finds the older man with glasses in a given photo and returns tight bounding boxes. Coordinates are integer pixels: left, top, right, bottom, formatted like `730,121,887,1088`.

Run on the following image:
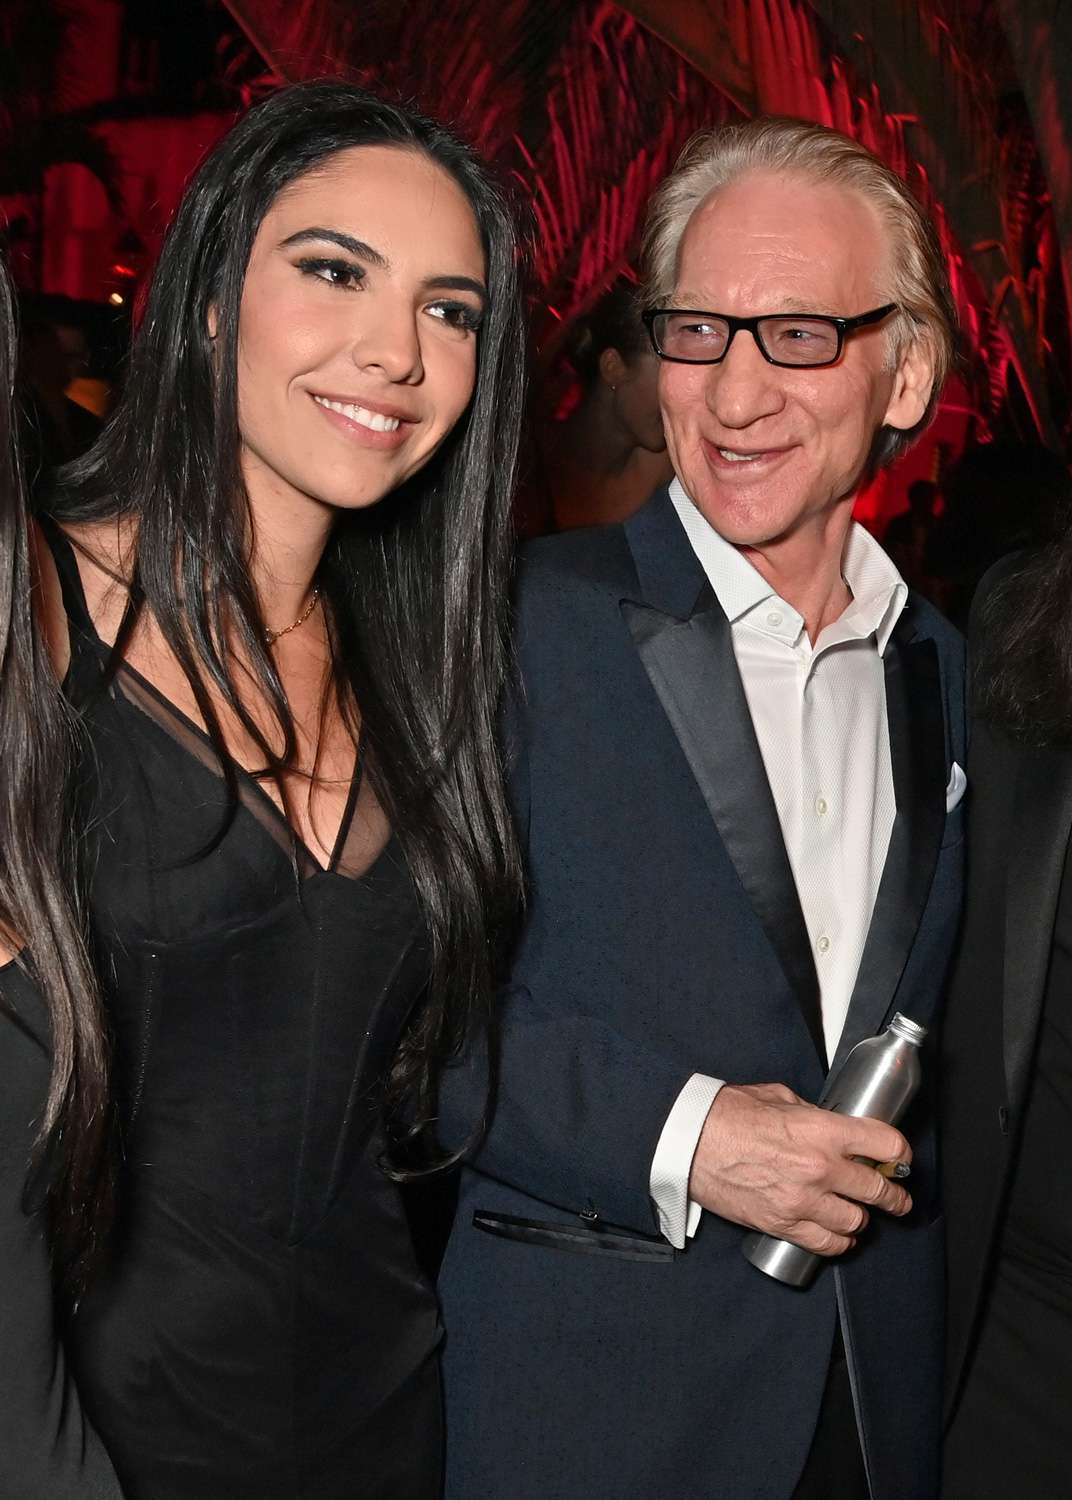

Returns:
438,117,964,1500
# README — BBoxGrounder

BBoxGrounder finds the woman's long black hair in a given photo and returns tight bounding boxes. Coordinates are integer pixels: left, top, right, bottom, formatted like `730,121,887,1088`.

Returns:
1,260,111,1288
973,536,1072,746
55,81,527,1170
967,445,1072,746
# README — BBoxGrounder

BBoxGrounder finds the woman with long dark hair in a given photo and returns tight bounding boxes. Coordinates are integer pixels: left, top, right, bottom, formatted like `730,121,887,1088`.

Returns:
0,258,121,1495
5,80,525,1499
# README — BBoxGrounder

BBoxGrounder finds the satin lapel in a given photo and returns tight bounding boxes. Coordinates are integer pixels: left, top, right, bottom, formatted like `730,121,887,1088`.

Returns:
621,592,824,1062
828,615,947,1075
1003,746,1072,1118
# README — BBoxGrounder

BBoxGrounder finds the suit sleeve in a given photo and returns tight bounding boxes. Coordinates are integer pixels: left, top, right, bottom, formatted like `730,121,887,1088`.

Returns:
0,961,123,1500
437,679,699,1237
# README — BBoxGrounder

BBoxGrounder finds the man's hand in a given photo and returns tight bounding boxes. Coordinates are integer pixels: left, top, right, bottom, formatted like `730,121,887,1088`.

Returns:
688,1082,913,1256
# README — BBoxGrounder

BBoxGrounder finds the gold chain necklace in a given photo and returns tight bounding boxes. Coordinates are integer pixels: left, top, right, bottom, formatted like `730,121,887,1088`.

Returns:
264,587,320,646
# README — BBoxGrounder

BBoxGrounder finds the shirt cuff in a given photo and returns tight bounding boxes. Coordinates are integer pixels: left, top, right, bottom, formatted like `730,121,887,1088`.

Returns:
649,1073,725,1250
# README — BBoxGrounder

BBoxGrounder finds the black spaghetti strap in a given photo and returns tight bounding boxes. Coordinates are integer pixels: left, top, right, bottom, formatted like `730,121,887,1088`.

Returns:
35,515,112,706
36,514,96,636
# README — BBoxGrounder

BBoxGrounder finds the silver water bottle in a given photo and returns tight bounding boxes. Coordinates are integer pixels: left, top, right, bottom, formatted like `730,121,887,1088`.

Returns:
741,1012,926,1288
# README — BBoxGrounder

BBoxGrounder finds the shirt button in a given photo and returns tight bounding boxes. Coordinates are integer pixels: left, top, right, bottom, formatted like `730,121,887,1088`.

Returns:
817,935,831,955
766,610,783,627
815,796,828,817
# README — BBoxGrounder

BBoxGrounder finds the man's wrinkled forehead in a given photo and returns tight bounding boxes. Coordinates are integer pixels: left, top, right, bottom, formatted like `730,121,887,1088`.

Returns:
671,170,892,309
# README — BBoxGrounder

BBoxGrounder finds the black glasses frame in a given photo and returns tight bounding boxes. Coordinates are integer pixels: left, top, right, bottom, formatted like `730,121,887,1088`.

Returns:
642,303,898,368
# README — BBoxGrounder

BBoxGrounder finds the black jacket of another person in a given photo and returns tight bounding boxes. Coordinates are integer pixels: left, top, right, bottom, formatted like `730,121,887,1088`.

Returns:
943,564,1072,1496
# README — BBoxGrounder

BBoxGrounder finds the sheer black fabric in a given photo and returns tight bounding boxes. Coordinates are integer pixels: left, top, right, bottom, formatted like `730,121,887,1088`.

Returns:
42,522,442,1500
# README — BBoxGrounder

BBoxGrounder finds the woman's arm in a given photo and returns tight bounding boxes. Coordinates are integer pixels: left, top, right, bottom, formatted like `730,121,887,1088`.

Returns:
0,957,122,1499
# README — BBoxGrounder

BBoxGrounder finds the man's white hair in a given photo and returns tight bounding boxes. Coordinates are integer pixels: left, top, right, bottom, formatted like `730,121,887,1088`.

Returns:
642,116,958,465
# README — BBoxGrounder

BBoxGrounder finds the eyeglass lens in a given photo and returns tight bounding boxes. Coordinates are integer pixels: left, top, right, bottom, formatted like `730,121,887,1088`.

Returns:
655,313,842,366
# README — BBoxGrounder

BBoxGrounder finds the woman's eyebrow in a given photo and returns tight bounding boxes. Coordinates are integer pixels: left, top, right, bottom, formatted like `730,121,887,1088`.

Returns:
280,230,487,304
279,227,388,267
422,275,488,305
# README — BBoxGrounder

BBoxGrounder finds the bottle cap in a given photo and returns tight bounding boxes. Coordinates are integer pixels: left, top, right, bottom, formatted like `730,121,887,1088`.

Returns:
888,1012,927,1045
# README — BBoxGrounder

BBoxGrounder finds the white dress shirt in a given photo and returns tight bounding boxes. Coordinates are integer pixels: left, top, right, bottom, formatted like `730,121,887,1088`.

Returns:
649,477,908,1248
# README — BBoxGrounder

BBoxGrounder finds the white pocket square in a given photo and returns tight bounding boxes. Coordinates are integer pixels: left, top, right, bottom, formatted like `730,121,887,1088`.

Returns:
946,761,967,813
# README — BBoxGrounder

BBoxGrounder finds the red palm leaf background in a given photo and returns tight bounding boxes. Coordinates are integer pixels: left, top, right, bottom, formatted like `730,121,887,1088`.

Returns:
3,0,1070,514
219,0,1071,461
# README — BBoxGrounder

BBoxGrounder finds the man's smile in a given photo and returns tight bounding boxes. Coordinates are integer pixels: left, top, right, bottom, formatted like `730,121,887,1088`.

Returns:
701,438,796,476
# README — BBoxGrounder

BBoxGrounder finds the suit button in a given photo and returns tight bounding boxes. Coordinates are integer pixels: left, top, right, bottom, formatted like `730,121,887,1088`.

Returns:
579,1208,599,1224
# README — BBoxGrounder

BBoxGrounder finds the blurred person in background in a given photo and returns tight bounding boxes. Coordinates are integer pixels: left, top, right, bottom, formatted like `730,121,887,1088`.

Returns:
540,279,671,529
883,476,940,598
17,301,102,493
51,313,113,420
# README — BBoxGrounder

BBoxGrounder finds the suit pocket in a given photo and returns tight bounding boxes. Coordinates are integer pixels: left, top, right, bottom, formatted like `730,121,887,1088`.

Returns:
472,1210,675,1263
940,801,966,850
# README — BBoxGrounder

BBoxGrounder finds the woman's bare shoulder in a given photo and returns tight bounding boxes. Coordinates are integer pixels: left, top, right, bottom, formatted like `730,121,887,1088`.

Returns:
31,515,135,673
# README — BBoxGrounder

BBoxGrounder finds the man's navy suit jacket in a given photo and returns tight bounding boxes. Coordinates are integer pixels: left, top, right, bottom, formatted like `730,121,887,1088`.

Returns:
438,488,966,1500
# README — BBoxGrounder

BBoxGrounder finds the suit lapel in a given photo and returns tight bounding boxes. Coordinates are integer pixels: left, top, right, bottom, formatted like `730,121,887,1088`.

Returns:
827,609,948,1075
1003,746,1072,1118
622,493,824,1062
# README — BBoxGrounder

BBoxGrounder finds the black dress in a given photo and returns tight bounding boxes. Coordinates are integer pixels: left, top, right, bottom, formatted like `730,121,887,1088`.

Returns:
44,526,443,1499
